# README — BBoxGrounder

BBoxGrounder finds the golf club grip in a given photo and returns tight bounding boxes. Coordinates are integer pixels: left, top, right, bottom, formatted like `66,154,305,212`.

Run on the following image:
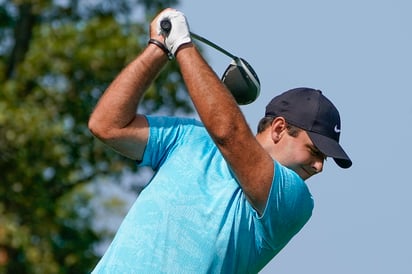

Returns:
160,19,171,33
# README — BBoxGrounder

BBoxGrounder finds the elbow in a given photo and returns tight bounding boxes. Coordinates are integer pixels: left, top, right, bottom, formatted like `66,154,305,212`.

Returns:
88,116,100,138
88,115,110,140
207,110,250,147
211,123,241,147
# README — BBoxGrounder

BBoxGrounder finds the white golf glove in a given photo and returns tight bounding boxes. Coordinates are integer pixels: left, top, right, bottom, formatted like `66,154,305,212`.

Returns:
157,10,191,56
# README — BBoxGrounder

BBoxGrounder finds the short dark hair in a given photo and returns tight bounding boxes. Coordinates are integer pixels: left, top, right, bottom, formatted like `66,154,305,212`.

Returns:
257,116,275,133
257,116,302,137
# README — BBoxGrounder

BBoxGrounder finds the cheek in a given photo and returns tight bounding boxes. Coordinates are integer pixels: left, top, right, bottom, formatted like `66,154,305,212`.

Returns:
296,150,313,163
279,147,298,166
284,146,312,165
276,136,312,166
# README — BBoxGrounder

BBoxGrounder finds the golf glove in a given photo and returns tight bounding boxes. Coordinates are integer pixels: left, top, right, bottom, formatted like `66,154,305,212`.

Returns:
157,10,191,56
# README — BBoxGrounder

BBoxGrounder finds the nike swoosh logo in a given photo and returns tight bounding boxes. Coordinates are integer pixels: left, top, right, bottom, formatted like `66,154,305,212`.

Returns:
334,125,341,133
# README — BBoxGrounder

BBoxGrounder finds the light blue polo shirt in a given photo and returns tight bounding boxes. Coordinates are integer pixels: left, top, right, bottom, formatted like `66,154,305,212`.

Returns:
92,116,313,273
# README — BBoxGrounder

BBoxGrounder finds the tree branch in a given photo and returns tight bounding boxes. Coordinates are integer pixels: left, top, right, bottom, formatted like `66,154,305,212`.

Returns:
6,3,37,80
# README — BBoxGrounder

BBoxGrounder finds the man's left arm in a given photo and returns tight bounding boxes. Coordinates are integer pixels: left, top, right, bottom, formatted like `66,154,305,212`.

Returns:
155,9,274,215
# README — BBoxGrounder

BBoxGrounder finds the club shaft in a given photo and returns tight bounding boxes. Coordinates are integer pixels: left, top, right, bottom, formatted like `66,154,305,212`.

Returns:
190,32,237,59
160,19,237,59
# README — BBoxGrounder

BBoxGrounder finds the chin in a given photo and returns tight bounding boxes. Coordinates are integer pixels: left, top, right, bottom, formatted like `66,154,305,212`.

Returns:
282,164,312,180
299,174,310,181
296,170,312,181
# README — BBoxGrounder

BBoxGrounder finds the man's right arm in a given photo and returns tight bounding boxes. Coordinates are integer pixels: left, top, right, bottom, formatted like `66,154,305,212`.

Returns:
88,42,168,160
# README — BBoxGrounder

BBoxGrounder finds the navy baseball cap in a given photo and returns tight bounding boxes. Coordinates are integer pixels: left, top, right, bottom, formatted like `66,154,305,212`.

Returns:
265,87,352,168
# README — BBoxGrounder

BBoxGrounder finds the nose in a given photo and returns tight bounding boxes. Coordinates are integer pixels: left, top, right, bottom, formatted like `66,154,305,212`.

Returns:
311,158,324,174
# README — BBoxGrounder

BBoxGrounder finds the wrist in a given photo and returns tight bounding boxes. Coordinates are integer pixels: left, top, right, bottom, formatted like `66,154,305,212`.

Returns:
148,39,173,60
174,42,194,59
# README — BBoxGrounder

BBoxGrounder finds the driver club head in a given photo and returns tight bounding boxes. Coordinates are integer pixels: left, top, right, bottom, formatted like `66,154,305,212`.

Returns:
221,58,260,105
159,22,261,105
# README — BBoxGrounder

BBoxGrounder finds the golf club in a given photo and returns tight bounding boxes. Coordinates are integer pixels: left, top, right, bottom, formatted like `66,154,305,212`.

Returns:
160,19,260,105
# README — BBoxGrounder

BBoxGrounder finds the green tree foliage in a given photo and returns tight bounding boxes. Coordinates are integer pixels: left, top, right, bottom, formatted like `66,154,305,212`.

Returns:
0,0,190,273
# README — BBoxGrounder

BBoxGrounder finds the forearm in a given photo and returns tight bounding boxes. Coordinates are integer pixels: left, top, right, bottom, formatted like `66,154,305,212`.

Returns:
176,44,273,214
176,44,251,141
89,45,167,136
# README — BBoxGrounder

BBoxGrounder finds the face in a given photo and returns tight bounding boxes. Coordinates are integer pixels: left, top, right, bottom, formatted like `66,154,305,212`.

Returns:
275,129,325,180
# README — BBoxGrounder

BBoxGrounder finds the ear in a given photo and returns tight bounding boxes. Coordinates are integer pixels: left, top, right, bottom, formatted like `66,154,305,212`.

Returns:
270,117,287,143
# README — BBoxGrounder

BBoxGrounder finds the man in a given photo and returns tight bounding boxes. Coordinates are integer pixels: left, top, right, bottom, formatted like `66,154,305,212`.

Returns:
89,8,352,273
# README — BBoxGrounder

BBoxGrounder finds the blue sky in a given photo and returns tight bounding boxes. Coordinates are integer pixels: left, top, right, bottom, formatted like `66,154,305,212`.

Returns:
177,1,412,273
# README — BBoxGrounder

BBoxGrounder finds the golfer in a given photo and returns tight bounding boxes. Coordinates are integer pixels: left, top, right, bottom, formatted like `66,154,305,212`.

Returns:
89,8,352,273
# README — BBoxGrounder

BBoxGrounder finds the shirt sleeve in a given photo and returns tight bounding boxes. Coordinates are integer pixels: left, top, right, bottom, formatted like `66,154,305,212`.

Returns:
257,161,314,250
137,115,202,171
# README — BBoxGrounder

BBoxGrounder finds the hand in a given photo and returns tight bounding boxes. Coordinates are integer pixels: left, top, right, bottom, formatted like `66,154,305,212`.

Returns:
155,9,192,56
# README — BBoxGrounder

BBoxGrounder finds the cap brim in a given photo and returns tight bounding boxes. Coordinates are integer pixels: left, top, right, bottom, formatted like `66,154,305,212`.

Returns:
307,132,352,169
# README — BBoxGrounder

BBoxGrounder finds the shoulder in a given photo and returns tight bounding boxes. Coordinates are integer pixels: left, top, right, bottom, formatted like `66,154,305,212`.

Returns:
257,161,313,243
145,115,207,141
146,115,203,128
138,116,204,167
271,161,313,212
